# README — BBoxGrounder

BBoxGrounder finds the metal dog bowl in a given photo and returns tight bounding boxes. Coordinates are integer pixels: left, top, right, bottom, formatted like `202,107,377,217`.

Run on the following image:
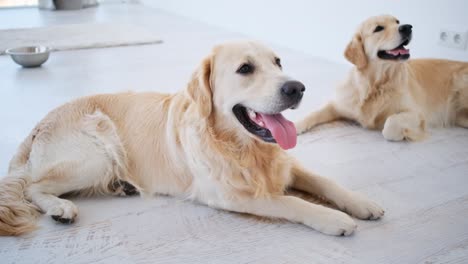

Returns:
53,0,83,10
5,46,50,68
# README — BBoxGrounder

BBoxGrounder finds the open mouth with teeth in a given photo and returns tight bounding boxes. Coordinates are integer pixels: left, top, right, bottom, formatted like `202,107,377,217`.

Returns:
377,39,411,60
232,104,297,150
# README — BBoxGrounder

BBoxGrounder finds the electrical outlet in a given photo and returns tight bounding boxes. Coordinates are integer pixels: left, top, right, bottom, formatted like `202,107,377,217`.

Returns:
438,29,468,50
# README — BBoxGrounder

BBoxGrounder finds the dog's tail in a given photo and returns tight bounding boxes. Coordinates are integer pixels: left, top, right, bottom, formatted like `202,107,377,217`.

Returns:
0,134,40,236
0,168,40,236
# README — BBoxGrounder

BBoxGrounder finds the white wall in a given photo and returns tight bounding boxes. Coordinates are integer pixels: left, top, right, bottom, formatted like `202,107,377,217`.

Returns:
142,0,468,64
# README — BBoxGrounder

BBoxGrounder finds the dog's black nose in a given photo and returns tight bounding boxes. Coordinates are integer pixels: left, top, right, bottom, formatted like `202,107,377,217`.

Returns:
399,24,413,37
281,80,305,101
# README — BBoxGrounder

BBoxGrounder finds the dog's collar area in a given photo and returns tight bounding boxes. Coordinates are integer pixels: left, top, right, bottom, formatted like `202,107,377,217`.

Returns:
232,104,276,143
377,38,411,61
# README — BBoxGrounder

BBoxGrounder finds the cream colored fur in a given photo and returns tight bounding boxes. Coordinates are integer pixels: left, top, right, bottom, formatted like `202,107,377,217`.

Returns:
297,15,468,140
0,41,383,237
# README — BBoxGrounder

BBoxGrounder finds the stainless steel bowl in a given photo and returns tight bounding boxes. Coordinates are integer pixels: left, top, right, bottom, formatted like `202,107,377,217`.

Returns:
54,0,83,10
5,46,50,68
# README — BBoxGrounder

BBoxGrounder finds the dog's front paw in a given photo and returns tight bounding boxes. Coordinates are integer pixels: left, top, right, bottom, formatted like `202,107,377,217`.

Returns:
382,114,426,141
307,209,357,236
338,192,385,220
382,117,405,141
295,121,310,135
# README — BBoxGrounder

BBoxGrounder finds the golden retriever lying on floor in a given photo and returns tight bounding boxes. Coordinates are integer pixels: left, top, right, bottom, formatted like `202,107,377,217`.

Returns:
0,41,383,237
297,15,468,140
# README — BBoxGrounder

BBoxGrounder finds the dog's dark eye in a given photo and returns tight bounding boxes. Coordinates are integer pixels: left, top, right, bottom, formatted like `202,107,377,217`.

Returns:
237,63,254,75
275,57,282,68
396,20,400,24
374,25,385,33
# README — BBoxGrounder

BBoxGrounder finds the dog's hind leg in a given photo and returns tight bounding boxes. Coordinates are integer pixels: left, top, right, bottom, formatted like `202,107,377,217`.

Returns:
27,158,117,223
26,110,129,224
295,102,345,134
27,168,80,224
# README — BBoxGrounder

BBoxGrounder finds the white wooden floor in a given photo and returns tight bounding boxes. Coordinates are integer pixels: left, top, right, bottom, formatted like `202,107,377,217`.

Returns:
1,3,468,264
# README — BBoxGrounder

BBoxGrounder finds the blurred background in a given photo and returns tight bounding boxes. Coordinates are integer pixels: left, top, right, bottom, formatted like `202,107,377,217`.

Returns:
1,0,467,64
142,0,468,63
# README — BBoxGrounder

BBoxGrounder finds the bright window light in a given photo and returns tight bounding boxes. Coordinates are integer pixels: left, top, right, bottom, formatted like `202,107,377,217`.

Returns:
0,0,38,8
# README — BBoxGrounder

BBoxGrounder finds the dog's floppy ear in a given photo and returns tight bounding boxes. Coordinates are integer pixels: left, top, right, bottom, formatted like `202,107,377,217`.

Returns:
187,54,214,118
344,34,367,70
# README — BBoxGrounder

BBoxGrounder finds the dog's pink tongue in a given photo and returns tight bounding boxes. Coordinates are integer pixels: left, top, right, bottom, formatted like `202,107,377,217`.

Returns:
387,47,410,56
258,113,297,150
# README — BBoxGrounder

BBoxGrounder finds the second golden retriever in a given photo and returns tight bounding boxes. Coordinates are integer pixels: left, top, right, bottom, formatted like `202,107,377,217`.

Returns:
297,15,468,141
0,41,383,237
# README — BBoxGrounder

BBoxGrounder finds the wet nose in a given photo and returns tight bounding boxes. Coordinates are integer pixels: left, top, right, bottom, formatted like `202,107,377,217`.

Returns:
399,24,413,37
281,80,305,102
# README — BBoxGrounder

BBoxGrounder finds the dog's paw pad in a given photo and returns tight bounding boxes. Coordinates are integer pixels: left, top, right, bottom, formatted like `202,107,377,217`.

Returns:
121,181,139,196
111,180,139,196
51,215,75,224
